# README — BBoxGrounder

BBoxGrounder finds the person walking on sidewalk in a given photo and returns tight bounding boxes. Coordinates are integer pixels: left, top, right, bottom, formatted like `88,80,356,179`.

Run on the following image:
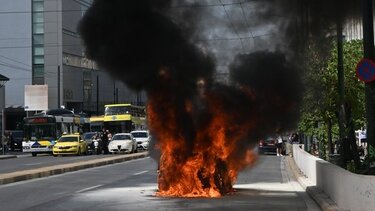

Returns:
276,135,283,156
1,132,10,154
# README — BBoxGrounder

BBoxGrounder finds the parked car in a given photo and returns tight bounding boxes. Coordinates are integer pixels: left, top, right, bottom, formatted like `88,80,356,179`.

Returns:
53,133,87,156
130,130,150,150
82,132,102,155
258,137,277,155
108,133,137,154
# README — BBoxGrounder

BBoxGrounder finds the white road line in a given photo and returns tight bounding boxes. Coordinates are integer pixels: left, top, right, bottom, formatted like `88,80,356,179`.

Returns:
76,184,103,193
24,162,43,166
133,170,149,175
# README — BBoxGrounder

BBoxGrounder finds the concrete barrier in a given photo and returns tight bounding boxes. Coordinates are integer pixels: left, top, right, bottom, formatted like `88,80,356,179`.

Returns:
293,145,375,211
292,144,320,185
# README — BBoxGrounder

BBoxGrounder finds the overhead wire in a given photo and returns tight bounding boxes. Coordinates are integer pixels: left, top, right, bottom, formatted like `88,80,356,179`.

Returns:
218,0,246,52
239,1,255,49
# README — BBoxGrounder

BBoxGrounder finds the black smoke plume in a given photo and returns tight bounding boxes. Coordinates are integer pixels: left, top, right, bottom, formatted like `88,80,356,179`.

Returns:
78,0,214,95
78,0,305,146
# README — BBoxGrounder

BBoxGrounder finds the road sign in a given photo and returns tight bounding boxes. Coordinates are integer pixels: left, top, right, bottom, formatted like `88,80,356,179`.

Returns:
356,58,375,83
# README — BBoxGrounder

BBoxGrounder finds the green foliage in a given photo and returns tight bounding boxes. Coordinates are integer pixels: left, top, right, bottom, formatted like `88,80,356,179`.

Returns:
326,40,366,128
347,160,356,173
298,39,365,151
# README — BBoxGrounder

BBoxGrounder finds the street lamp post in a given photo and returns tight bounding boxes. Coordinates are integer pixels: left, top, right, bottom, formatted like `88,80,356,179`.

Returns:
0,74,9,155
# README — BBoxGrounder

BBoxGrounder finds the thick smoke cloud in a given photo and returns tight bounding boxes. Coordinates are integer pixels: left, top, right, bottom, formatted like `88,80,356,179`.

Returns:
78,0,363,141
229,51,303,137
78,0,214,95
78,0,307,144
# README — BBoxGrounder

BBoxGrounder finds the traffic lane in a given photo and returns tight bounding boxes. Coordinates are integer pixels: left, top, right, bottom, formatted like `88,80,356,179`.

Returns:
235,155,320,210
0,157,156,211
0,153,143,174
72,155,318,211
0,155,320,211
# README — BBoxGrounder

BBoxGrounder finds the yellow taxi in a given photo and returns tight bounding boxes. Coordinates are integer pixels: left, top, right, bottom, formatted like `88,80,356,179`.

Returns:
53,133,87,156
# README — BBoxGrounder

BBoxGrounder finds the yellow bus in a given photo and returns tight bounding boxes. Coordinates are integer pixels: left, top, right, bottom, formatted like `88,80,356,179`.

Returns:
103,104,146,133
89,115,104,132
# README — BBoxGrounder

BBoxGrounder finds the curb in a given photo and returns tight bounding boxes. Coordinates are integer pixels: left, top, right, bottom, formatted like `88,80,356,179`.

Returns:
286,155,344,211
0,152,149,185
0,155,17,160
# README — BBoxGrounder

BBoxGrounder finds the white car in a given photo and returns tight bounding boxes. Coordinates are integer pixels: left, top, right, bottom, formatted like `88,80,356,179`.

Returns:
108,133,137,154
130,130,150,150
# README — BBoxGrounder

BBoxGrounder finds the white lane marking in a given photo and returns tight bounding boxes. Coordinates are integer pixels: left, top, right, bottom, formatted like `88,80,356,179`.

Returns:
76,184,103,193
133,170,149,175
24,162,43,166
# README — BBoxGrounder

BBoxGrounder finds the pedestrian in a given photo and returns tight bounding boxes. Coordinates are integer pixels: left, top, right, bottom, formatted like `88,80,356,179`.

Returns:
276,135,283,156
2,132,10,154
107,130,112,141
9,132,14,151
101,128,109,154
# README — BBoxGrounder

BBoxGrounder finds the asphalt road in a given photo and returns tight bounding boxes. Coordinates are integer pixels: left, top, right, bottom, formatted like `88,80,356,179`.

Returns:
0,152,144,174
0,155,320,211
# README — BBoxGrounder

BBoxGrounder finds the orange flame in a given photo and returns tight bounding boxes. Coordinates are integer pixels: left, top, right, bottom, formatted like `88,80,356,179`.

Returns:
148,91,258,198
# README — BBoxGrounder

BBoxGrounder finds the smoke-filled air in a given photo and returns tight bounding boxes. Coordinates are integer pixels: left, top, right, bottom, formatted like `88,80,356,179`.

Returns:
78,0,359,197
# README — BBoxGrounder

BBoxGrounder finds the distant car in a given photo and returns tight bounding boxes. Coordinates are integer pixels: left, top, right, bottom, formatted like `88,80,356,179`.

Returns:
9,130,23,151
130,130,150,150
258,137,277,155
53,133,87,156
108,133,137,154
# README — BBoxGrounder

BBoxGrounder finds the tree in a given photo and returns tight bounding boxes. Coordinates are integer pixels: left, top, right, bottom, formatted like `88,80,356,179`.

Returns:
299,39,365,162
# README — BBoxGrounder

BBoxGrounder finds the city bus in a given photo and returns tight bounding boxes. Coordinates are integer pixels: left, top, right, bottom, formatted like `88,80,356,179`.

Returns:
89,115,104,132
103,104,146,134
22,109,82,156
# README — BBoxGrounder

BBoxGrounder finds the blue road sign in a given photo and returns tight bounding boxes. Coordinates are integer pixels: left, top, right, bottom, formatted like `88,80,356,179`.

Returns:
356,58,375,83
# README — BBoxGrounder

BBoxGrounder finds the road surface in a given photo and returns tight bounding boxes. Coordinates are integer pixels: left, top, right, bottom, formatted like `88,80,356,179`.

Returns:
0,155,320,210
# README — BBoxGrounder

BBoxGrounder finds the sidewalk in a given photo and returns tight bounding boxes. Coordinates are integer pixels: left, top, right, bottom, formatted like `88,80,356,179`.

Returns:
285,155,344,211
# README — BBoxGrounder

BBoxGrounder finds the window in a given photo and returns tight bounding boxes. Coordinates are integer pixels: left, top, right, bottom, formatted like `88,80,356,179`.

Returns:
33,12,44,23
33,35,44,45
33,23,44,34
33,66,44,77
32,1,44,12
33,56,44,65
33,47,44,56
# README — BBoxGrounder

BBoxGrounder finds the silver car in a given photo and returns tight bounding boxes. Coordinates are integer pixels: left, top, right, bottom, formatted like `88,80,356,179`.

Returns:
130,130,150,150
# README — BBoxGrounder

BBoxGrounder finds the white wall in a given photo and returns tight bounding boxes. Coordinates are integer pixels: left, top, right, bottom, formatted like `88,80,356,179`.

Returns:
293,145,375,211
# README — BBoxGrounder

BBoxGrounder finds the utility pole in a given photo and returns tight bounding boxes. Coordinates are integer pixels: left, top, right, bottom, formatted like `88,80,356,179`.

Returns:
336,19,348,167
362,0,375,170
58,66,61,108
116,88,119,103
113,80,116,104
337,20,345,140
96,75,99,115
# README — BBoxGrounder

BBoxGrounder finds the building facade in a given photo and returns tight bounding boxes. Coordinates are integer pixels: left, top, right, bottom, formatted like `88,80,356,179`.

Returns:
32,0,145,114
0,0,145,120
